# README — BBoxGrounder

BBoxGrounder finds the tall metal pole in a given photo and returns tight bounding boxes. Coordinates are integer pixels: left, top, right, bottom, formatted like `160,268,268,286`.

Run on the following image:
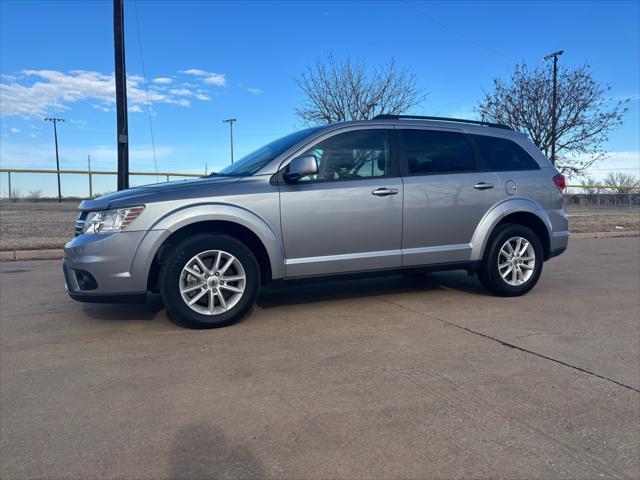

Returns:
44,117,64,202
223,118,237,164
88,154,93,198
543,50,564,165
114,0,129,190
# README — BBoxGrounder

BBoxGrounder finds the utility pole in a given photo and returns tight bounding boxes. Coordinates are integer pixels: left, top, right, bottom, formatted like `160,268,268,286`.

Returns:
44,117,64,202
223,118,237,163
88,154,93,198
114,0,129,190
543,50,564,165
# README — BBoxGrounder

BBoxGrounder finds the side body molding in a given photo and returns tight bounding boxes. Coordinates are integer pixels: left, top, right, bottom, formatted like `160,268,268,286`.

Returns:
130,202,287,288
469,198,552,261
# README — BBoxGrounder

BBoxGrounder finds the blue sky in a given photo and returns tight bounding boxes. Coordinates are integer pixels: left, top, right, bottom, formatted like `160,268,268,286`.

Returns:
1,0,639,197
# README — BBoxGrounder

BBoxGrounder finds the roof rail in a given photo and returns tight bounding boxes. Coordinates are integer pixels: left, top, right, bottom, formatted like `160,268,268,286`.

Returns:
372,114,513,131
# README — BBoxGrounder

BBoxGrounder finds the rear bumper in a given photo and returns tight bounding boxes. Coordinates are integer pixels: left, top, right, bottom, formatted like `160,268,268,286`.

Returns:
548,230,569,259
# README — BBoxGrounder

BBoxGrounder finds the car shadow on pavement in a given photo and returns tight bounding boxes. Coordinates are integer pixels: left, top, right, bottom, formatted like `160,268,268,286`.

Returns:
76,272,488,323
167,423,264,480
80,294,165,322
257,271,489,309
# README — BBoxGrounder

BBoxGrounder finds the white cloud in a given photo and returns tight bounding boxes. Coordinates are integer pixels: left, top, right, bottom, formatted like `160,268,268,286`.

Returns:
576,151,640,180
169,88,192,96
10,127,20,133
181,69,208,76
181,68,227,87
92,103,113,113
203,74,226,86
247,87,263,96
0,69,212,117
129,105,143,113
153,77,173,85
167,88,211,102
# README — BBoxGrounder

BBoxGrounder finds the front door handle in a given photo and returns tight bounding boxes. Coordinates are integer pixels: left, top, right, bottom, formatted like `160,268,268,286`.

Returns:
473,182,495,190
371,187,398,196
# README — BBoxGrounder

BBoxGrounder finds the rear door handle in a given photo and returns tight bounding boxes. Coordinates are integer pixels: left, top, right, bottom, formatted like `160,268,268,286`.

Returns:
473,182,494,190
371,187,399,196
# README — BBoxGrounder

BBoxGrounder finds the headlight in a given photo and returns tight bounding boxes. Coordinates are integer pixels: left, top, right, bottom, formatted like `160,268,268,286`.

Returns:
83,206,145,234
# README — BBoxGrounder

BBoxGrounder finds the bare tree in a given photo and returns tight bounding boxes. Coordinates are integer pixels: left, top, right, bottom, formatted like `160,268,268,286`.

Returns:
580,176,601,205
27,190,43,201
296,54,427,125
477,63,628,176
603,171,639,204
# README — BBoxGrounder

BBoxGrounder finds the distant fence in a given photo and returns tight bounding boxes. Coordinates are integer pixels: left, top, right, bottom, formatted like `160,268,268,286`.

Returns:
1,168,639,208
564,184,640,210
0,168,202,200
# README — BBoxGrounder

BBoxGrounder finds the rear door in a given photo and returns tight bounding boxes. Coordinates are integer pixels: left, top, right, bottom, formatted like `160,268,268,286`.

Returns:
399,128,501,266
279,128,403,277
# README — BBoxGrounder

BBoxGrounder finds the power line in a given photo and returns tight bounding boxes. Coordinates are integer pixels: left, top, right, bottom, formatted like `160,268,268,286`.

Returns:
132,0,159,183
404,1,516,62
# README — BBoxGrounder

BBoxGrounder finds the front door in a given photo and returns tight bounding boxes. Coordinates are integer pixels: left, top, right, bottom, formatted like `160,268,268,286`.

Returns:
279,128,403,277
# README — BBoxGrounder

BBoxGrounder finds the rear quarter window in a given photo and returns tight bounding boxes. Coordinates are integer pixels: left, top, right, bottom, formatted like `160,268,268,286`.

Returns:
471,134,540,171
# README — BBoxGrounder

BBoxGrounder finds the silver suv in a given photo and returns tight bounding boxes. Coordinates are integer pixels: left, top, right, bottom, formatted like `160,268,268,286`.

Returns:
64,115,569,328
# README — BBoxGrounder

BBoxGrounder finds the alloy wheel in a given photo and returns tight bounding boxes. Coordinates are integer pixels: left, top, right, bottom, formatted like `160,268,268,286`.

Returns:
497,236,536,286
179,250,246,315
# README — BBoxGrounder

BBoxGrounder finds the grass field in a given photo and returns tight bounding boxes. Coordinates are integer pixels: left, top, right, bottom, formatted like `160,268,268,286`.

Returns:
1,200,638,251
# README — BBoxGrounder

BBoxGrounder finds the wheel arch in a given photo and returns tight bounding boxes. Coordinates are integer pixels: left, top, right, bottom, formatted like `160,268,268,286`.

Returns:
471,199,552,262
138,205,285,292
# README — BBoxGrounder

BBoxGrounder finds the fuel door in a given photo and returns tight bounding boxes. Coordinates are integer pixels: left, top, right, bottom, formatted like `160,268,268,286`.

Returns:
505,179,518,196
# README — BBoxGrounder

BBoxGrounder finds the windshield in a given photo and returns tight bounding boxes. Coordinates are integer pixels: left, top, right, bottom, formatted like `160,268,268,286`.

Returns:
218,127,323,176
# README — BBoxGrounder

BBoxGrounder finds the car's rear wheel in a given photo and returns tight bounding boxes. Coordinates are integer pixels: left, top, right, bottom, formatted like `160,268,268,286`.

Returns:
159,234,260,328
478,224,544,296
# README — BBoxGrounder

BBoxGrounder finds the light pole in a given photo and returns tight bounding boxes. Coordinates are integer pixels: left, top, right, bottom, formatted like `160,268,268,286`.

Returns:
44,117,64,202
114,0,129,190
223,118,237,163
543,50,564,165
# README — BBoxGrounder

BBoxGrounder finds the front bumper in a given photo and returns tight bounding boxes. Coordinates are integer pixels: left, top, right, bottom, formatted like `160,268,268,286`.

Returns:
63,229,165,302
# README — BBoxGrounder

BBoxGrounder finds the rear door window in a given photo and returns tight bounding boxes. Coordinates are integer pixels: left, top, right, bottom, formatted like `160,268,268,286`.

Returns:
401,129,476,174
471,135,540,171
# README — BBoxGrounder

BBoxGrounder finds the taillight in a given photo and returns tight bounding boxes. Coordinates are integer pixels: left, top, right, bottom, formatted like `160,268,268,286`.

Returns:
553,174,566,192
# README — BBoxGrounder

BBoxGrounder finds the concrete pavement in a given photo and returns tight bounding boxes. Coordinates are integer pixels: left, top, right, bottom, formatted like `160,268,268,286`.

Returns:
1,237,638,479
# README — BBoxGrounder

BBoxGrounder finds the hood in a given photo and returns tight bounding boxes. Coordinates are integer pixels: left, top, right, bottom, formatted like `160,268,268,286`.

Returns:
79,175,242,211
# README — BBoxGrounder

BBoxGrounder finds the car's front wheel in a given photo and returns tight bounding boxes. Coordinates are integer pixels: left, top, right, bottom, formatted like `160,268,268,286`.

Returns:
478,224,544,296
159,234,260,328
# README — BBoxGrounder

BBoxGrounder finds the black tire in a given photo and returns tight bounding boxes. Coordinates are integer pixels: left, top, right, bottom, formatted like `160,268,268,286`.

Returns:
478,224,544,297
159,233,260,328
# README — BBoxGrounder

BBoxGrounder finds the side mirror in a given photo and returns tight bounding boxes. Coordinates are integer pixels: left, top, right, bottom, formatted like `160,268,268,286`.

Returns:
283,155,318,183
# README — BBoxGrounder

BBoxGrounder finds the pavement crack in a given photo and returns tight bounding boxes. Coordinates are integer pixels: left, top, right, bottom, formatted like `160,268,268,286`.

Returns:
372,295,640,394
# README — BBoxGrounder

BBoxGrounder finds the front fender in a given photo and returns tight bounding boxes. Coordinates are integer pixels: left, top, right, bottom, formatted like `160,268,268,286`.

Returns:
130,202,286,286
470,198,552,261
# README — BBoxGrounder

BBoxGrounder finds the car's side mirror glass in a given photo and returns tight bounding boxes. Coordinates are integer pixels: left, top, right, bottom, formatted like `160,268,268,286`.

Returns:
283,155,318,183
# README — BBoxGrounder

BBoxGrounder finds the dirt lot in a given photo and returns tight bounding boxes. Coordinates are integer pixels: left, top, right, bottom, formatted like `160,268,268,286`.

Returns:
1,237,638,479
566,206,640,233
0,201,638,251
0,201,77,250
